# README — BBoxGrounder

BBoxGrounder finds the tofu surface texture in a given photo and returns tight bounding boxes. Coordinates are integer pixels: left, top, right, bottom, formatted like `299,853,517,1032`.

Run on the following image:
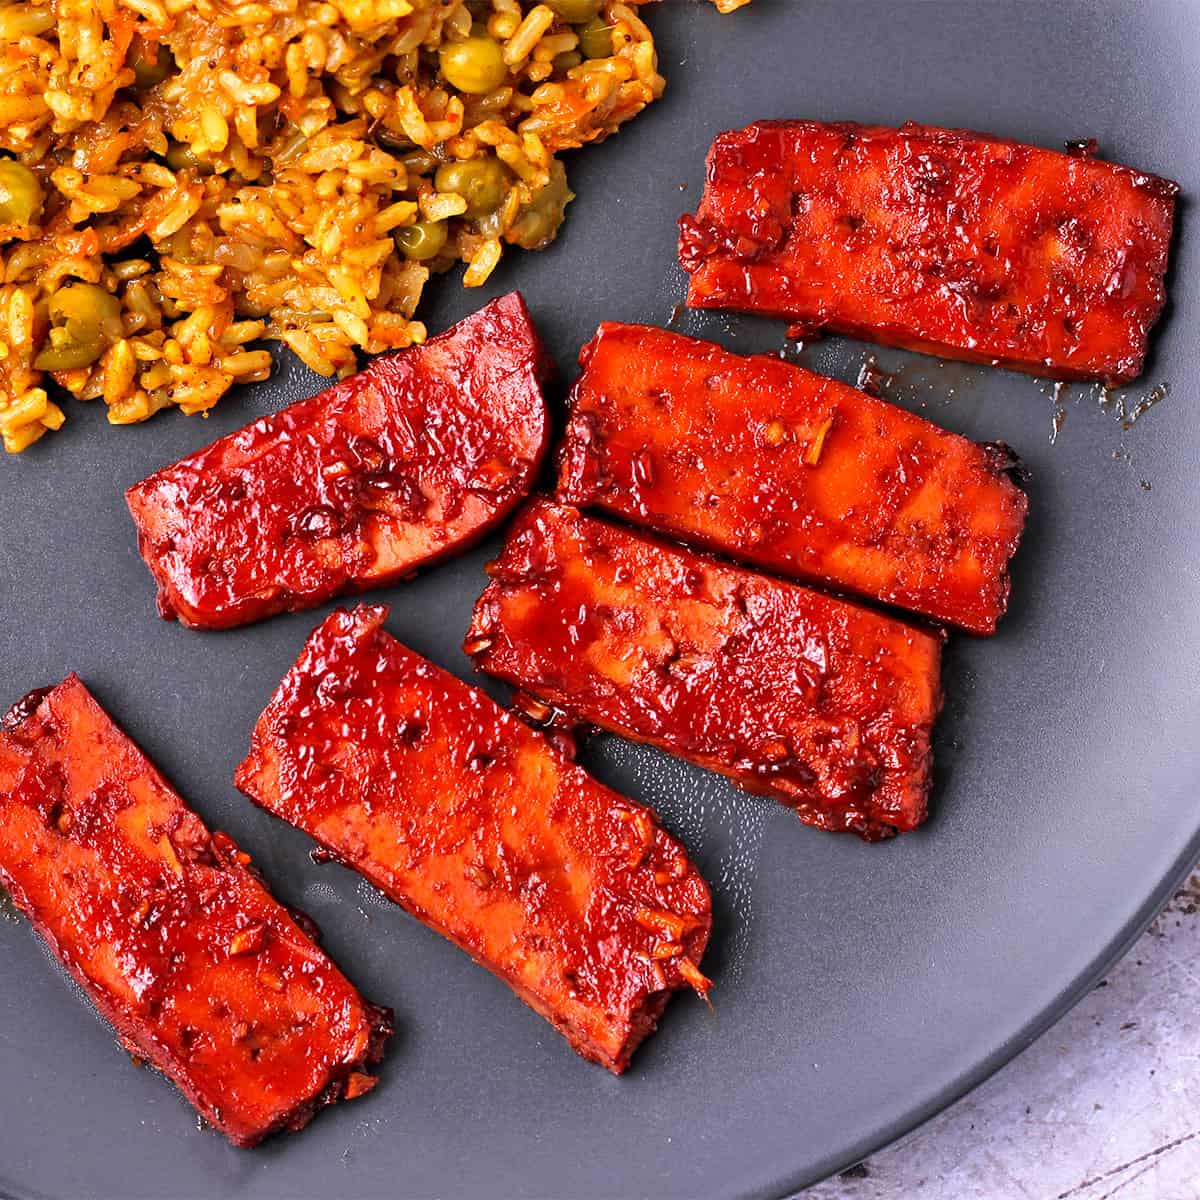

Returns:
236,605,712,1073
468,502,944,840
127,293,550,629
0,676,391,1147
559,322,1029,634
680,121,1177,385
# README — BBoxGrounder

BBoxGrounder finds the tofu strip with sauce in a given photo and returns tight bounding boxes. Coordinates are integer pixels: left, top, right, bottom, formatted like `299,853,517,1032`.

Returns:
680,121,1177,385
558,322,1028,634
127,293,551,629
235,605,712,1073
468,502,944,841
0,676,391,1147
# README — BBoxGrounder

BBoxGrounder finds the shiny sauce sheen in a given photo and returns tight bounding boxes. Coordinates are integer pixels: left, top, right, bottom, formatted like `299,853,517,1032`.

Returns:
468,502,944,841
0,676,390,1147
680,121,1178,385
126,293,551,629
235,605,711,1074
558,322,1028,634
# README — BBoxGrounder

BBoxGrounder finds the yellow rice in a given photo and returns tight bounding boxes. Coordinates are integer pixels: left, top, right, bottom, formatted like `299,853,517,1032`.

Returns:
0,0,747,454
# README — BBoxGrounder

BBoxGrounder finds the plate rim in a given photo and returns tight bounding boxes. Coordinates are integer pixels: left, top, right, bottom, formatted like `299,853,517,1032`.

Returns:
765,834,1200,1197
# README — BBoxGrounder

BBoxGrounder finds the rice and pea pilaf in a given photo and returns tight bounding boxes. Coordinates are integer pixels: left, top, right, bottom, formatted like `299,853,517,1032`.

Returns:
0,0,749,454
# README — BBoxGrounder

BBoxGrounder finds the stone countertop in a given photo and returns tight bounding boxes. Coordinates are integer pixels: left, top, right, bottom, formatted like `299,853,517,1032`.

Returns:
801,873,1200,1200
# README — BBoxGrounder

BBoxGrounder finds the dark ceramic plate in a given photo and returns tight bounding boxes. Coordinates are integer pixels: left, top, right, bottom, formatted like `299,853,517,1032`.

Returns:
2,3,1197,1197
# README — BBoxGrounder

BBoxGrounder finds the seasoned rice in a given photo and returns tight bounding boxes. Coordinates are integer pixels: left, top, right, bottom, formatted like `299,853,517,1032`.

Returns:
0,0,747,454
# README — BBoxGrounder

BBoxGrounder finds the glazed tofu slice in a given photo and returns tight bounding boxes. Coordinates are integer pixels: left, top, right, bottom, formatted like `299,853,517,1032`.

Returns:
127,293,551,629
0,676,391,1147
558,322,1028,634
467,502,943,841
680,121,1177,385
235,605,711,1074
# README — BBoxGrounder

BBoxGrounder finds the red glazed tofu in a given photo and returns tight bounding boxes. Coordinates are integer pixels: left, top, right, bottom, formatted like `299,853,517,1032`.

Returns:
235,605,711,1074
558,323,1028,634
127,293,551,629
0,676,391,1147
680,121,1177,385
468,503,943,841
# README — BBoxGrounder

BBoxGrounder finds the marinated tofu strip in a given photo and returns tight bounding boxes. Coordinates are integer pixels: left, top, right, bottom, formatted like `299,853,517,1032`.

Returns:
559,322,1028,634
680,121,1177,385
127,293,551,629
468,502,943,841
0,676,391,1147
235,605,711,1074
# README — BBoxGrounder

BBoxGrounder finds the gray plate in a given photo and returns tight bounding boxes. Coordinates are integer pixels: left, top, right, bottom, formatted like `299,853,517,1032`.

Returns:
2,2,1198,1197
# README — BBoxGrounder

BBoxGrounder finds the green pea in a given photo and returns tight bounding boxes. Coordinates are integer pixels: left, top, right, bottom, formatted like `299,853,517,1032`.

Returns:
397,149,438,174
546,0,602,21
130,37,171,89
395,220,449,261
0,159,42,226
33,336,106,371
164,141,214,175
438,36,508,95
158,226,204,264
577,15,615,59
507,161,574,250
434,157,512,219
48,282,122,331
34,282,122,371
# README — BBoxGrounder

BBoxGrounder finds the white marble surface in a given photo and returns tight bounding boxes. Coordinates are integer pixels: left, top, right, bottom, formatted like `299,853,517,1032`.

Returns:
802,873,1200,1200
